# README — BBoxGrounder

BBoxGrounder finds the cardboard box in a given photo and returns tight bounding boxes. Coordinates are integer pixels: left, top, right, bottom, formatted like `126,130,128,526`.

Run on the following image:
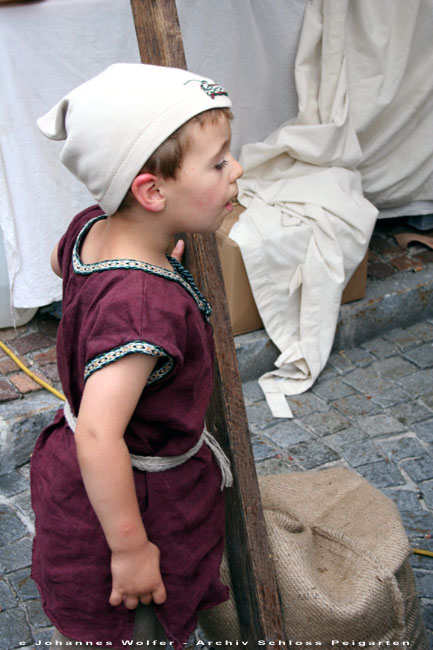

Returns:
216,204,368,336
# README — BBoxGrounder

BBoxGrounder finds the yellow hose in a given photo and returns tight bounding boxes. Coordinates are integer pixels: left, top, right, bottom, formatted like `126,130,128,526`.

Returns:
0,339,65,401
412,548,433,558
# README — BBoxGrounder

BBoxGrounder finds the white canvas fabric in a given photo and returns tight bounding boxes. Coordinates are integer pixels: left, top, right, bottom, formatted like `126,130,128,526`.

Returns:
231,0,379,417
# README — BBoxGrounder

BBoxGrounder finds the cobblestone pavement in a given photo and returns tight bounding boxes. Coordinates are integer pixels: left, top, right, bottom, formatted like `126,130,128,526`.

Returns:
1,315,432,649
1,219,433,648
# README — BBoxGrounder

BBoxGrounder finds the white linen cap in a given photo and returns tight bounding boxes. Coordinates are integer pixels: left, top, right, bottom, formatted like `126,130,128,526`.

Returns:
37,63,232,215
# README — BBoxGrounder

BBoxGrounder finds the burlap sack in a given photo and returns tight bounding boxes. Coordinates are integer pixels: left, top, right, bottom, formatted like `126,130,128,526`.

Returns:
199,468,427,649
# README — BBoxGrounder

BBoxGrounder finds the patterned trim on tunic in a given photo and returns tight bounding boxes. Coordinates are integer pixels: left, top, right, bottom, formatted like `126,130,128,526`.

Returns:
84,340,173,382
73,216,212,320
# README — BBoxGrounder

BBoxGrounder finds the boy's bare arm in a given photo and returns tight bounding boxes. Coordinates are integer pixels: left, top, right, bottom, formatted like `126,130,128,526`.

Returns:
51,243,62,277
75,353,167,610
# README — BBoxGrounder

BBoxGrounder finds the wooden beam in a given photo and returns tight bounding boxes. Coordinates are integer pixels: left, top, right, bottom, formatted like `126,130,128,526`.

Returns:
129,1,286,645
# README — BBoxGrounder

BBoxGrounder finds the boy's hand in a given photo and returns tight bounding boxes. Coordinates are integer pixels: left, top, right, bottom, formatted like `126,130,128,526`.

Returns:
170,239,184,262
109,540,167,610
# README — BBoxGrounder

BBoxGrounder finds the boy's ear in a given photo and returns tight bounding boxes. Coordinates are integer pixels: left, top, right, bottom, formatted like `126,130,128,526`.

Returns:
131,173,166,212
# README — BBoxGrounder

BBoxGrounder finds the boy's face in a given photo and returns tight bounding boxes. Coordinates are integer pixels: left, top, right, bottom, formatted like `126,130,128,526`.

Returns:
163,114,243,234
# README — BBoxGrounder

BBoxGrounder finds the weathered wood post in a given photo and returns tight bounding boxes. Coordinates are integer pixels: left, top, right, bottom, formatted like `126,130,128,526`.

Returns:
129,2,286,645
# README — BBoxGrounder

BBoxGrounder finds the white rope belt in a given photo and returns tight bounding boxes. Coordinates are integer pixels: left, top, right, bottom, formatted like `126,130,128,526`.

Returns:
63,401,232,490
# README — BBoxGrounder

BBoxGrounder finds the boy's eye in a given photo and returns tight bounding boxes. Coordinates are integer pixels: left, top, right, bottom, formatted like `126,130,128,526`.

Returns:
215,159,229,170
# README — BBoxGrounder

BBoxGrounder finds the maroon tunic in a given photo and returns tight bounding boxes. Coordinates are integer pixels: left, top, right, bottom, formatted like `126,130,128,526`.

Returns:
31,206,229,649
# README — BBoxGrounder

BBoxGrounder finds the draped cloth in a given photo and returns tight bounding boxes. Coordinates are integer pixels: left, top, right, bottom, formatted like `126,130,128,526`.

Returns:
230,0,385,417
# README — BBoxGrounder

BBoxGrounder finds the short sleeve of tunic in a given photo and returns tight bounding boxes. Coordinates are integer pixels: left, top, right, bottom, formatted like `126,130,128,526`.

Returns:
82,273,185,387
60,209,186,386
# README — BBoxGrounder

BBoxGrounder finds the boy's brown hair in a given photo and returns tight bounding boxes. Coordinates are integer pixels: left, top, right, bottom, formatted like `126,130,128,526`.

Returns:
119,107,233,211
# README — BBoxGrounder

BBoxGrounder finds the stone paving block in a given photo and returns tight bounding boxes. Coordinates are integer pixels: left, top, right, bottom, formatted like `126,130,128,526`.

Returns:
410,540,433,572
420,391,433,411
0,326,26,342
0,379,19,403
25,598,52,628
310,376,355,401
423,603,433,630
12,491,34,519
8,567,40,601
383,327,426,350
413,570,433,600
0,356,20,374
397,368,433,398
411,418,433,444
0,577,17,610
242,380,264,404
333,393,382,417
0,505,28,546
382,487,423,512
251,435,278,462
339,346,374,367
311,364,338,385
261,421,311,448
246,401,278,432
9,373,42,394
33,626,55,645
420,480,433,509
0,470,29,497
410,536,433,574
0,606,32,648
371,385,412,409
19,464,30,480
40,363,62,386
32,347,57,366
361,336,400,359
354,413,409,437
327,350,357,374
388,400,433,426
403,342,433,369
0,537,32,574
342,366,393,394
374,356,418,379
400,457,433,484
284,439,340,470
255,457,300,476
378,435,429,462
12,332,54,356
355,460,406,488
0,390,59,422
399,510,433,540
326,429,384,468
234,330,279,382
285,392,328,418
0,392,61,474
301,410,350,436
405,320,433,342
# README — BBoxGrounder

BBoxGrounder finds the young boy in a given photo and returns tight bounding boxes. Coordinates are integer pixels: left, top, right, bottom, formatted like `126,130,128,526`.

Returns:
31,63,243,649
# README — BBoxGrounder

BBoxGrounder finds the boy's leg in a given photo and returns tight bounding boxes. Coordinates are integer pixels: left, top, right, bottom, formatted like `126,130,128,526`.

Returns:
133,602,167,643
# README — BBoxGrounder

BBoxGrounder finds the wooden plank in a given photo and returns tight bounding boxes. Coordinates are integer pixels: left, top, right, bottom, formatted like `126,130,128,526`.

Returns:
129,1,286,645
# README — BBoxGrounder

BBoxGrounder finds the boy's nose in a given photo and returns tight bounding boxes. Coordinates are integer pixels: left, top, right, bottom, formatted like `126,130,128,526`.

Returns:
231,157,244,182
